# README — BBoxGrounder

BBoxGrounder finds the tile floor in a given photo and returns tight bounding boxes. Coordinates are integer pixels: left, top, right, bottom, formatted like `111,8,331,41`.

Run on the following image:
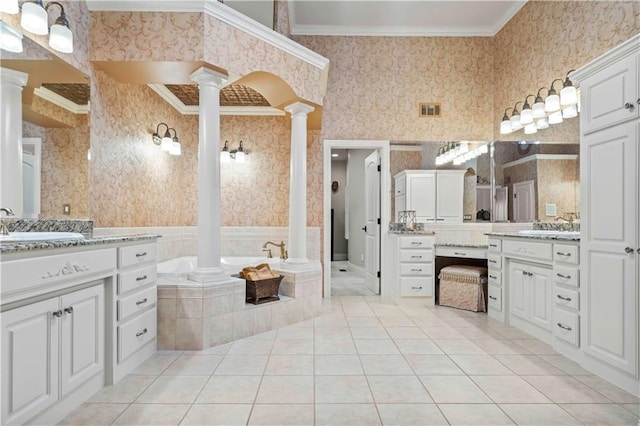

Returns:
331,261,377,297
61,296,640,425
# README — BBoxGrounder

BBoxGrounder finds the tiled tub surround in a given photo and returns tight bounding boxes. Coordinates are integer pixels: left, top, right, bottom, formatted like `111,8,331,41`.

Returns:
157,262,323,351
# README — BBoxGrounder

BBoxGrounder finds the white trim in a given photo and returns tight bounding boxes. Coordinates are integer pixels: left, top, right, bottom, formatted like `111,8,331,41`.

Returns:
390,144,423,152
490,0,528,36
33,87,89,115
147,84,285,116
502,154,578,169
21,137,41,219
571,34,640,84
324,140,391,298
86,0,205,12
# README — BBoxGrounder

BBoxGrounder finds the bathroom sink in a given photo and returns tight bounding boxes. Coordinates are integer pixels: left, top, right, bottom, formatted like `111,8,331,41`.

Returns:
0,232,86,242
517,230,580,237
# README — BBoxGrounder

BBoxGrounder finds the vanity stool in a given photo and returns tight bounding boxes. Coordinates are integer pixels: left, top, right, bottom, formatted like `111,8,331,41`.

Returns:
438,265,488,312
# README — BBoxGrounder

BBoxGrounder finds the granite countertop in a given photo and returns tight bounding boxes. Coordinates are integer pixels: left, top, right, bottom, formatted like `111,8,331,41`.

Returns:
485,232,580,241
388,230,436,235
435,243,489,249
0,234,161,255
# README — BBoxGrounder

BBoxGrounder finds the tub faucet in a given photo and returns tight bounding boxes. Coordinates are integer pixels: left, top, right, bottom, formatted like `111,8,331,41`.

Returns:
0,207,15,236
263,241,287,260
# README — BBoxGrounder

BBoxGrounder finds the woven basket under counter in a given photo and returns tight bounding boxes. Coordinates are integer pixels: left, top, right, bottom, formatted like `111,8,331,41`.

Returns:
242,275,283,305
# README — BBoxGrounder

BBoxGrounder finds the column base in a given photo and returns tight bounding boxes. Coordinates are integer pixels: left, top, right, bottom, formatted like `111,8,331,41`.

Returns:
188,267,229,283
285,257,309,265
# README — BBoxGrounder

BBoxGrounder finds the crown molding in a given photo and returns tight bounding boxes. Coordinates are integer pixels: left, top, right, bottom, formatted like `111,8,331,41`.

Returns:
490,0,528,36
147,84,285,116
33,87,89,114
86,0,204,12
571,34,640,83
290,24,497,37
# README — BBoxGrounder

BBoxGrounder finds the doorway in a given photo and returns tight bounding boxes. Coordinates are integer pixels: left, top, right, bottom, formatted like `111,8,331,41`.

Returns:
324,140,391,297
22,137,41,218
513,180,535,222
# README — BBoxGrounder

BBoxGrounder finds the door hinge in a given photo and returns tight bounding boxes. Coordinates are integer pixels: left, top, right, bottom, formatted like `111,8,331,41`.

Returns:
377,164,381,172
377,271,381,278
514,193,517,198
377,218,381,225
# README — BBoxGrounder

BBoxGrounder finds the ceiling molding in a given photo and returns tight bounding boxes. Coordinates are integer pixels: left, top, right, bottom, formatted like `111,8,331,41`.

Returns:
147,84,285,116
490,0,528,35
86,0,204,12
33,87,89,115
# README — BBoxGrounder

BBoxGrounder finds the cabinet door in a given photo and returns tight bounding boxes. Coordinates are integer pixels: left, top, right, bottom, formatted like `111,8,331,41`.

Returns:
395,194,406,221
1,298,59,425
60,285,104,397
528,264,553,331
407,173,436,221
580,54,638,134
436,172,464,222
581,121,638,376
508,261,528,322
476,186,491,213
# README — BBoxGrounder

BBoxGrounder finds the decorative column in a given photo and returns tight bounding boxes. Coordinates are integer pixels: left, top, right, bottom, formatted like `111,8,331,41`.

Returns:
284,101,315,264
0,67,28,216
189,67,228,283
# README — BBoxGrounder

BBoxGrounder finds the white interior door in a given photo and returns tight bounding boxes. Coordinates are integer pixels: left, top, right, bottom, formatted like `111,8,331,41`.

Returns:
513,180,535,222
22,138,41,218
364,151,380,294
495,186,508,222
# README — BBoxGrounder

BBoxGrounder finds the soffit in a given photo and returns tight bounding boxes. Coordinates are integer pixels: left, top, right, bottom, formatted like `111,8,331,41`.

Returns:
165,84,271,107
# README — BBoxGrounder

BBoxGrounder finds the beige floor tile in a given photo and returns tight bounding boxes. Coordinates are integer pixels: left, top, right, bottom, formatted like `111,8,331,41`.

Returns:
575,375,640,403
378,316,416,327
560,404,640,425
130,354,180,375
368,375,433,403
255,375,314,403
495,354,565,375
360,355,414,375
405,355,465,375
58,403,128,425
180,404,252,425
248,404,315,425
271,338,314,354
433,339,487,354
227,338,274,355
315,337,358,354
162,354,223,375
386,326,428,339
491,326,536,340
439,404,515,425
195,375,261,403
394,339,444,355
213,355,268,375
112,403,190,425
420,326,467,339
538,354,593,375
471,376,551,403
183,342,233,355
264,354,314,375
419,376,492,403
314,314,348,328
512,339,557,354
348,317,383,327
371,305,407,318
449,354,515,375
277,324,315,339
343,307,376,318
315,375,374,403
135,376,208,403
472,338,532,354
350,326,390,339
315,354,364,375
522,375,612,403
499,404,581,425
621,403,640,416
354,339,401,354
315,404,381,426
88,375,156,403
314,326,353,340
376,403,448,425
455,326,502,339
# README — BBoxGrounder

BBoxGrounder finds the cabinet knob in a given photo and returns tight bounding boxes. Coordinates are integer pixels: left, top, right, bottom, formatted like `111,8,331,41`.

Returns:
624,102,635,110
624,247,634,254
52,310,63,318
64,306,73,314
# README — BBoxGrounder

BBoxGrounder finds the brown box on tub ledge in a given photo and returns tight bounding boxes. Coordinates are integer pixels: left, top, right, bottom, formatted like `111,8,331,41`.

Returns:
237,274,283,305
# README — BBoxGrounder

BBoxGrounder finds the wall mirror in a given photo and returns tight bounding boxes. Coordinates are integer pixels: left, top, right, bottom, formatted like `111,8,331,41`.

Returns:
1,20,90,219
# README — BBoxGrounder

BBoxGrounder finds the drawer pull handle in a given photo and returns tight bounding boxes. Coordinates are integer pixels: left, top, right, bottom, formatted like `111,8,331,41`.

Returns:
556,273,571,279
436,218,445,221
411,268,423,272
624,102,635,110
522,271,533,276
136,298,148,306
136,275,148,281
136,328,148,337
557,323,572,331
556,251,571,256
489,244,498,248
135,252,148,258
64,306,73,314
489,259,497,264
52,310,63,318
556,295,572,301
489,275,497,279
411,286,423,290
489,296,497,300
411,242,423,246
410,255,422,259
454,252,467,256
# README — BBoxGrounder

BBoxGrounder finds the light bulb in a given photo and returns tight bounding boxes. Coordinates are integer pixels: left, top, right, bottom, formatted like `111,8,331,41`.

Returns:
545,93,560,112
520,108,533,125
549,110,563,124
49,23,73,53
536,118,549,129
0,0,19,14
21,1,48,35
532,101,546,118
510,114,522,131
524,123,537,134
562,105,578,119
169,141,181,156
220,150,231,163
500,119,512,134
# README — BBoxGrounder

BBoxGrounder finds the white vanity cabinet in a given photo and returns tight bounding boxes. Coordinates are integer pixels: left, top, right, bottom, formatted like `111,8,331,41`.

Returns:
435,170,465,223
572,34,640,395
508,260,553,333
387,234,435,298
553,244,581,351
487,239,504,321
394,170,465,223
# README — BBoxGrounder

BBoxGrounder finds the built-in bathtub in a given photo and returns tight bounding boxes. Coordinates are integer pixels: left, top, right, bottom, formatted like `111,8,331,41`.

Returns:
157,256,282,279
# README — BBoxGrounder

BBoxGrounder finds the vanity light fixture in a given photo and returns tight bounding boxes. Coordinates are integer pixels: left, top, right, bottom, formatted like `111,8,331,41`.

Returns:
168,128,181,156
524,122,537,135
562,104,578,119
151,123,181,156
0,0,19,14
520,95,536,125
560,69,577,106
536,117,549,130
500,108,513,135
0,21,23,53
220,140,249,163
510,102,523,131
544,79,562,112
532,88,547,119
19,1,73,53
548,110,563,125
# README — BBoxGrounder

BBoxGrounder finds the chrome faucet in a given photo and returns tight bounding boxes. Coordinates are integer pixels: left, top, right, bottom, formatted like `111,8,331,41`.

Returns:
0,207,15,236
263,241,287,260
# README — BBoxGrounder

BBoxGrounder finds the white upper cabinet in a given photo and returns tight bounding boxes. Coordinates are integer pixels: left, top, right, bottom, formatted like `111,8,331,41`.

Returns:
394,170,464,223
436,170,465,223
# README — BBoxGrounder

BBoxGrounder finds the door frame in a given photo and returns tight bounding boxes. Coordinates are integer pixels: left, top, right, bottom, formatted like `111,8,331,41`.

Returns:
323,140,391,298
22,137,42,218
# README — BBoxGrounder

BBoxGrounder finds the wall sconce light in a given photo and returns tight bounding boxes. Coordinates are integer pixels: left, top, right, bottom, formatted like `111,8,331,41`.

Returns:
560,69,577,106
510,101,523,131
545,79,562,112
8,0,74,53
152,123,181,156
520,95,536,125
0,21,24,53
532,88,547,119
500,107,513,135
221,140,248,163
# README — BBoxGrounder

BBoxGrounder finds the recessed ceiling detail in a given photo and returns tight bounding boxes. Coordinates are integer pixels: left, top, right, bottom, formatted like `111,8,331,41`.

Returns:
41,83,90,106
164,84,271,107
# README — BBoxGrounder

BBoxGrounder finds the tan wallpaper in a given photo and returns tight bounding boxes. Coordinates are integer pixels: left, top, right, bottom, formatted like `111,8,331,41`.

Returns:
275,0,291,38
493,0,640,142
31,97,82,128
23,120,90,219
536,158,579,222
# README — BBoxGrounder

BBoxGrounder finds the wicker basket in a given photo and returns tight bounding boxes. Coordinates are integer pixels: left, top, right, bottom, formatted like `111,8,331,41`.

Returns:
244,275,283,305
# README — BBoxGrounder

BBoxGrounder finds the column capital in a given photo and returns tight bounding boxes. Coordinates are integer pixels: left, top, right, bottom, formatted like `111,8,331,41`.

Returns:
0,67,28,87
190,67,227,88
285,101,315,117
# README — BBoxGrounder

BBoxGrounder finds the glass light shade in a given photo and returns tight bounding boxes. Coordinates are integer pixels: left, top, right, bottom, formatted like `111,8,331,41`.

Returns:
500,119,512,134
536,117,549,129
160,136,173,151
562,105,578,118
532,101,546,118
235,151,246,163
548,110,563,124
169,141,181,156
0,22,23,53
524,123,537,134
560,85,577,106
220,150,231,163
453,156,465,165
21,1,49,35
0,0,19,14
510,114,522,131
49,23,73,53
520,108,534,124
545,93,560,112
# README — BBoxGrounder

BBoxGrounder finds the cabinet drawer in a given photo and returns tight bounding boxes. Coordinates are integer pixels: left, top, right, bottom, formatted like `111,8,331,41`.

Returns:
554,244,579,265
503,239,552,261
118,286,157,322
400,277,432,297
118,265,157,295
118,307,157,362
487,253,502,269
554,309,579,346
400,263,431,276
488,239,502,252
554,266,579,288
488,286,502,312
436,246,487,259
400,237,434,249
400,249,432,263
119,243,158,269
555,287,579,311
488,270,502,287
